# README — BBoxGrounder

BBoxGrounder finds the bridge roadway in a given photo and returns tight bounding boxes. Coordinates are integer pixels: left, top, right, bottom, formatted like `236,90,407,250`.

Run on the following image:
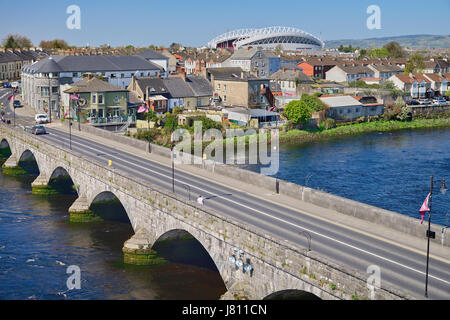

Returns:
1,88,449,299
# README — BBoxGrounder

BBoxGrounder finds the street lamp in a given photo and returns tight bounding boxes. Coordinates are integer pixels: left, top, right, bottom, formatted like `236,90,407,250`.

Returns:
424,175,447,298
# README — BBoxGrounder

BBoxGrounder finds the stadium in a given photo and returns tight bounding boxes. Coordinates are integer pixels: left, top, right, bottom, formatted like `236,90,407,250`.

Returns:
207,26,324,51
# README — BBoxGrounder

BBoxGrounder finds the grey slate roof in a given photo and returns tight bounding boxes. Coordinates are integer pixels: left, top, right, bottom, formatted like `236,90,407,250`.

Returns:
65,77,127,93
135,77,168,95
163,77,194,98
270,69,313,82
186,76,213,97
25,55,163,73
138,49,168,61
0,49,47,63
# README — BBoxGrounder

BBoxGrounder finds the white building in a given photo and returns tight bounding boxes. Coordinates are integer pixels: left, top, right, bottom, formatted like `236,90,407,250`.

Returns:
325,64,375,83
22,55,163,114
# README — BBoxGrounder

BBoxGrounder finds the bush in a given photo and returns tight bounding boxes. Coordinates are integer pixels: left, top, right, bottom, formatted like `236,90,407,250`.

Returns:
191,116,223,132
164,114,178,132
324,118,336,130
285,100,312,124
172,106,184,115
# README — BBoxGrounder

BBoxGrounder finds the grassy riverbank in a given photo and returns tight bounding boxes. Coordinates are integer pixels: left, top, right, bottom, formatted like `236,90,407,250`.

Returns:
279,117,450,144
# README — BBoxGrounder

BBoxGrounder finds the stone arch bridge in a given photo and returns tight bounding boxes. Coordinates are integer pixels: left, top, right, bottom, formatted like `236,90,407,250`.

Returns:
0,124,407,300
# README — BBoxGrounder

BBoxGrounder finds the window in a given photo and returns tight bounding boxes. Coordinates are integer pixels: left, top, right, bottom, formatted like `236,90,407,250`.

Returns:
223,84,227,91
73,72,78,77
355,108,360,113
339,109,343,114
347,108,352,114
98,93,104,104
41,86,49,97
52,87,58,94
217,84,221,90
223,95,227,102
114,95,119,103
121,74,125,78
92,94,97,104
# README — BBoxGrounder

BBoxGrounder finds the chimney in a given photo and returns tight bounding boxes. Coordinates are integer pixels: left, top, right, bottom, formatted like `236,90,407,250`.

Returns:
282,68,286,72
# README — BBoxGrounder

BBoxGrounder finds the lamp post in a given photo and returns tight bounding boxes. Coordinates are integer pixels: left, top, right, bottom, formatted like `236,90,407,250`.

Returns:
424,175,447,298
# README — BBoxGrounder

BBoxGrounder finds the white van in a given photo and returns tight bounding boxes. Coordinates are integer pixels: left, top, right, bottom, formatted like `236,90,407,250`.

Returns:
35,114,49,124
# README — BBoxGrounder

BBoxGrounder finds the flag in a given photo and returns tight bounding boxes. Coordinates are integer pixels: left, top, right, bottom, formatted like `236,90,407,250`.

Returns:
70,95,80,100
8,94,14,101
419,193,430,224
137,105,148,113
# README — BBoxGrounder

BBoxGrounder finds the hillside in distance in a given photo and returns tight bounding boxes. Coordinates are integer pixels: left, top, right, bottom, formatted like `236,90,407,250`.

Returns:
325,34,450,49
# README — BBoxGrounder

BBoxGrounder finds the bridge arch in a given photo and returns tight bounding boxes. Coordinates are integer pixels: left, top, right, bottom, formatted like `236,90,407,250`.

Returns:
47,166,78,195
151,228,227,298
0,138,12,159
263,289,321,300
17,149,40,174
88,191,132,224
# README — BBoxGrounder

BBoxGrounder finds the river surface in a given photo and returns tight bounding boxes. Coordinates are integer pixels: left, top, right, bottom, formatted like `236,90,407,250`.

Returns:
0,173,226,300
242,127,450,226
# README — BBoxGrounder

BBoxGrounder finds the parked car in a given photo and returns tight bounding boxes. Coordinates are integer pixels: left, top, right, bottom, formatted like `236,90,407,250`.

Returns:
35,114,49,124
433,98,447,105
13,100,21,108
418,99,431,105
442,95,449,101
30,125,47,135
407,100,420,106
2,82,10,88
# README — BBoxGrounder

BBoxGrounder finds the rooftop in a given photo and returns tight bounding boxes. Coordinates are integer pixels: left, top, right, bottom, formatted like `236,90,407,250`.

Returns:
24,55,163,73
319,95,363,108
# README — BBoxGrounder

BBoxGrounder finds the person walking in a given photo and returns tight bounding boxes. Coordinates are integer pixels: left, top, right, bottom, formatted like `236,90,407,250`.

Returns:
197,195,204,206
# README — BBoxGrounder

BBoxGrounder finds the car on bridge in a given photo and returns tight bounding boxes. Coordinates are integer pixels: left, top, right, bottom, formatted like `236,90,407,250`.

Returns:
35,114,49,124
30,125,47,135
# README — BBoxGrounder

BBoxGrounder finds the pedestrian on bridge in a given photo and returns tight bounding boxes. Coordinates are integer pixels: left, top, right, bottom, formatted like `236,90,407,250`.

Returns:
197,195,204,206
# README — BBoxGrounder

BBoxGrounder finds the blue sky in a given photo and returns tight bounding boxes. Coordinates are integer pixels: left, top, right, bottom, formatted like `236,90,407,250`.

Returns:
1,0,449,47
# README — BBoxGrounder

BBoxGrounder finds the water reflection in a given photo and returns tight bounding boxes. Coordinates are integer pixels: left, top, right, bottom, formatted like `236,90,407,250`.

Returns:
0,171,226,300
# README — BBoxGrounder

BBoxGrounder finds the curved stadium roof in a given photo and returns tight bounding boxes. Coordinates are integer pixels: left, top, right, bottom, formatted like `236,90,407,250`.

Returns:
208,26,324,51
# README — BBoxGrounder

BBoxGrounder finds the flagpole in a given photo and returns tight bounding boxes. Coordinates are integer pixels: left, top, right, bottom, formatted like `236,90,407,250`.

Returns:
424,175,433,298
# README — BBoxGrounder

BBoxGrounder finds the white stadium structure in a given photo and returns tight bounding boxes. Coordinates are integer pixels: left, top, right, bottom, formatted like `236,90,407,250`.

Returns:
207,26,324,51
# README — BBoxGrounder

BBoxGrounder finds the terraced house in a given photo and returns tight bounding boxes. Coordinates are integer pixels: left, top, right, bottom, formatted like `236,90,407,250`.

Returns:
0,48,47,82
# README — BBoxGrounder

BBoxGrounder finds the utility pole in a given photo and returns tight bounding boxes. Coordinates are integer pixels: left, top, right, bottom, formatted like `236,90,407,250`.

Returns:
49,75,52,123
424,175,433,298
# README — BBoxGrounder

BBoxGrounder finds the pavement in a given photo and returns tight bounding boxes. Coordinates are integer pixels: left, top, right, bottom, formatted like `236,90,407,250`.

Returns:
1,88,449,300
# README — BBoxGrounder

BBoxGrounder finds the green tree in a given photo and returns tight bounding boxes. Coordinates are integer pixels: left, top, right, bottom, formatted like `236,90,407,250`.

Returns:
301,94,327,111
145,109,158,122
169,42,182,52
445,89,450,97
404,53,425,74
39,39,69,50
164,114,178,132
284,100,312,124
383,41,405,58
171,106,184,116
369,48,389,59
380,80,395,90
2,34,33,49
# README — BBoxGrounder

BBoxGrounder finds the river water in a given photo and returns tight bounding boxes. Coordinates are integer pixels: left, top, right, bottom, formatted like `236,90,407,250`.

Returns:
242,127,450,226
0,172,226,300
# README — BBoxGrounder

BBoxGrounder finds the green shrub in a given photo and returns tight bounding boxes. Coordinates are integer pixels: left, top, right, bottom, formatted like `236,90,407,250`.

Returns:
324,118,336,130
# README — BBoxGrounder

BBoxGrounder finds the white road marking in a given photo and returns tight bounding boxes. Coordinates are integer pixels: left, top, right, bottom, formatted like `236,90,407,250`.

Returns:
44,130,450,287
